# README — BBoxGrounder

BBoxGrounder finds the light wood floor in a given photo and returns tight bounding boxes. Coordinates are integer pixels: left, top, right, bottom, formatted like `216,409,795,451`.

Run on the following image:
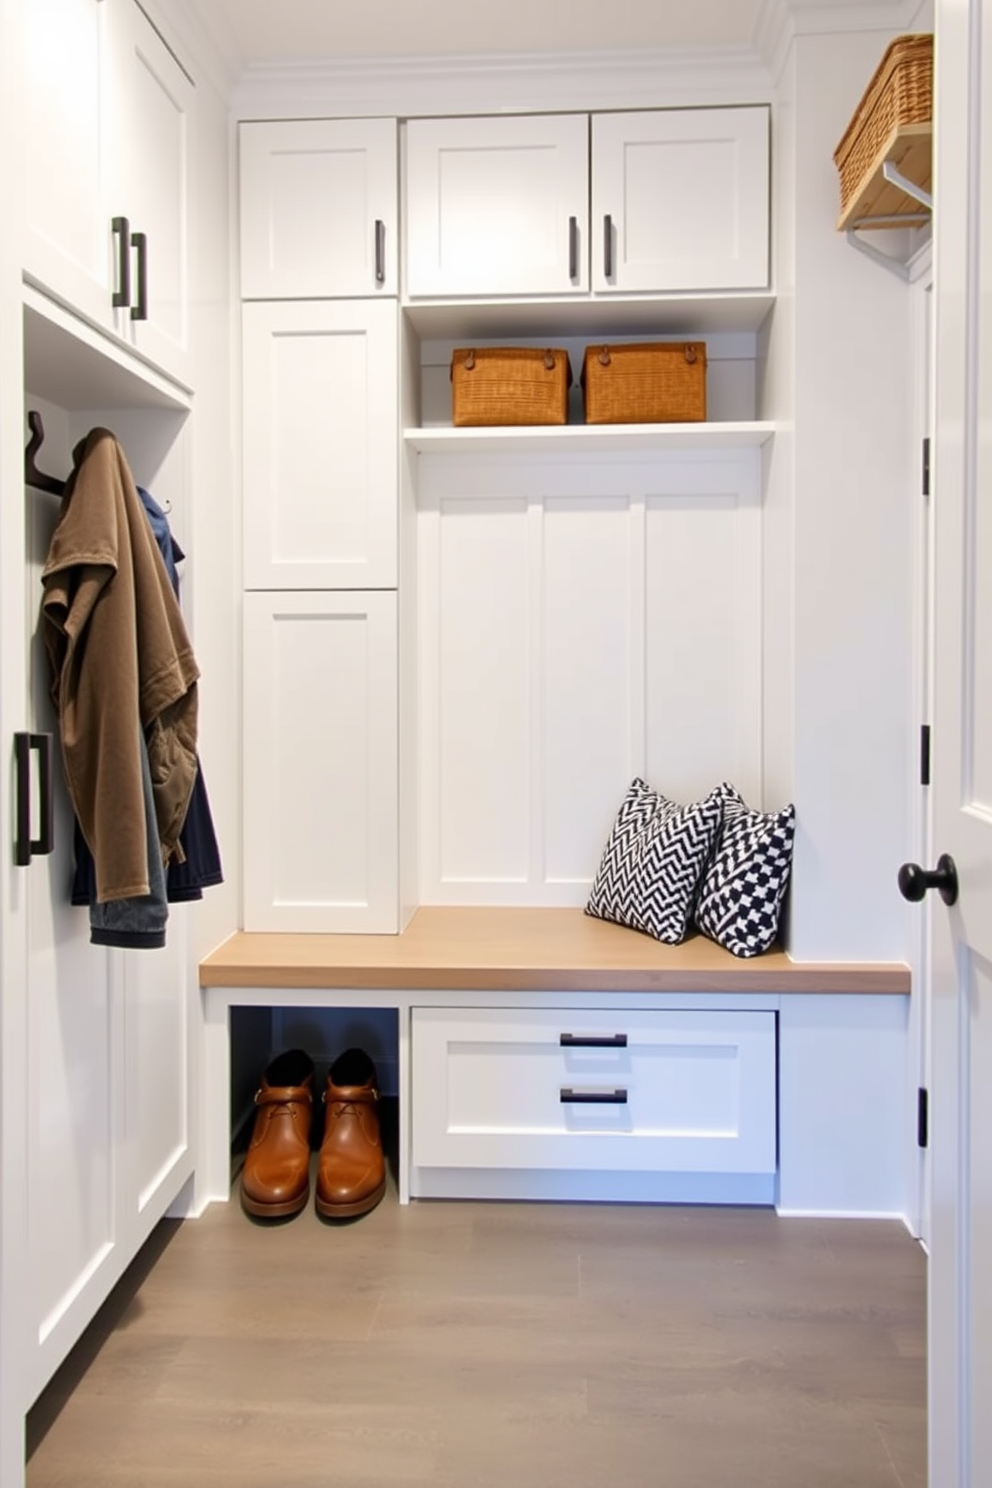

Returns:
27,1173,926,1488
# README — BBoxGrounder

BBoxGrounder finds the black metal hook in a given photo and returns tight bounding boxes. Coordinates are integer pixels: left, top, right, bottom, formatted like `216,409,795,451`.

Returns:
24,411,66,495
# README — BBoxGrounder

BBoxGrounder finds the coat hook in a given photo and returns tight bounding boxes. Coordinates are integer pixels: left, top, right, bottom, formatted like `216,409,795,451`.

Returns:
25,411,66,495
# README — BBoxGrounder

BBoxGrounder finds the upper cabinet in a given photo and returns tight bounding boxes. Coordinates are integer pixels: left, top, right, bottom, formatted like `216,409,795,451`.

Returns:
404,114,590,297
23,0,193,387
404,106,769,300
591,108,769,293
239,118,399,299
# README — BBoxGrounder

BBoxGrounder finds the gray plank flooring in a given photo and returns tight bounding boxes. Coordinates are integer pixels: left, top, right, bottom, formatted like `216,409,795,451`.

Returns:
27,1174,926,1487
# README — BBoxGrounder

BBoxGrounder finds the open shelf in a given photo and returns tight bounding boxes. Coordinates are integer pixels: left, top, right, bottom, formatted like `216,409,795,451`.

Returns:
404,421,778,455
402,293,776,341
837,120,932,231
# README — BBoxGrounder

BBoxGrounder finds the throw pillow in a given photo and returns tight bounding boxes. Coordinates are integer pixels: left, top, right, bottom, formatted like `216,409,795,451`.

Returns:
586,777,724,944
695,783,796,958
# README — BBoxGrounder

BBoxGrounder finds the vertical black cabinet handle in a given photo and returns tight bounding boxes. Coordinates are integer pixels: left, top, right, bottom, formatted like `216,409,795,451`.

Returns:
130,231,149,321
111,216,131,308
374,219,386,284
14,732,54,867
603,214,614,280
568,215,578,280
560,1033,628,1048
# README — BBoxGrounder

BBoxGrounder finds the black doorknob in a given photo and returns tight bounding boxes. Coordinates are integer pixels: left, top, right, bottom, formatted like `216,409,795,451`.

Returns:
898,854,959,906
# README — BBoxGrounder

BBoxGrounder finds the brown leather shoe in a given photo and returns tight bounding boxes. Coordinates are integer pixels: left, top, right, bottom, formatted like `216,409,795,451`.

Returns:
316,1048,386,1218
241,1049,314,1218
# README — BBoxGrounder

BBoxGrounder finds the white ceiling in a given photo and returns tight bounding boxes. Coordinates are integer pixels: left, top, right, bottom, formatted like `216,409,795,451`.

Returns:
209,0,770,68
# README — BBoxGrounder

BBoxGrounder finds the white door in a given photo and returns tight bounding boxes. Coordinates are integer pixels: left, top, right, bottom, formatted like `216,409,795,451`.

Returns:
21,0,117,331
404,114,589,297
239,118,398,299
242,299,398,590
242,590,399,933
110,0,193,385
591,108,770,293
927,2,992,1483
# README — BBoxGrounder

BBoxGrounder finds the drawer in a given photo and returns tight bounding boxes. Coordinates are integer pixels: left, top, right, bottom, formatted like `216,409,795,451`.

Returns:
411,1007,776,1176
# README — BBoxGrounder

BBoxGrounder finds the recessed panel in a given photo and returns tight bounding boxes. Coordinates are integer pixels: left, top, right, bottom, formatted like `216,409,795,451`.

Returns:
438,500,529,882
439,146,562,275
542,497,632,884
624,138,740,265
270,149,368,282
271,330,370,566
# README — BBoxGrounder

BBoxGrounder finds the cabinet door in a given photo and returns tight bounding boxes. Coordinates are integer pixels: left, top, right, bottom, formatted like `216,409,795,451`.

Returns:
110,0,193,385
405,114,589,297
240,118,398,299
591,108,770,292
242,300,398,589
243,591,398,934
22,0,117,330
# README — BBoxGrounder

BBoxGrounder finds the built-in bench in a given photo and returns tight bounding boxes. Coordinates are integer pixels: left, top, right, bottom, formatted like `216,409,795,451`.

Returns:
198,908,912,1219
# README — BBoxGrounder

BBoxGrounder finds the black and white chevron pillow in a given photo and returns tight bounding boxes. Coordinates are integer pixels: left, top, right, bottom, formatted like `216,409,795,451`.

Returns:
586,778,724,944
695,783,796,958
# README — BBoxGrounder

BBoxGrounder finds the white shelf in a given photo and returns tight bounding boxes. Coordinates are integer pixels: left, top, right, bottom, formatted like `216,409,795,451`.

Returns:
404,421,777,455
402,293,776,341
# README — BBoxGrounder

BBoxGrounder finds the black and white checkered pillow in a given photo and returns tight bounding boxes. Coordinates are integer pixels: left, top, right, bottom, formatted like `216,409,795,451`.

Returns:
694,783,795,958
586,778,724,944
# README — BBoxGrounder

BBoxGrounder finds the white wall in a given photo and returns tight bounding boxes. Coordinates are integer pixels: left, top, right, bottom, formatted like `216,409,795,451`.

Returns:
784,29,917,962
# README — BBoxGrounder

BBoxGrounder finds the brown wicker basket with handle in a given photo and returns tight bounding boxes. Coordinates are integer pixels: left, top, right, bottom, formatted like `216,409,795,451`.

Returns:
583,342,707,425
451,347,571,427
834,33,933,229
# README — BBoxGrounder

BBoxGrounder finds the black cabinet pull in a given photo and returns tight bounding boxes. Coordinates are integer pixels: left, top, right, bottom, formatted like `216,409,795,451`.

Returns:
568,215,578,280
130,230,148,321
374,219,386,284
14,732,54,867
560,1033,628,1048
603,214,615,279
560,1088,628,1105
111,216,131,308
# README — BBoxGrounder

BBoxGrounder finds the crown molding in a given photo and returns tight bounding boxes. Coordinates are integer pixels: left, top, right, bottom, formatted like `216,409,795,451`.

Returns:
138,0,243,99
232,45,774,121
753,0,926,82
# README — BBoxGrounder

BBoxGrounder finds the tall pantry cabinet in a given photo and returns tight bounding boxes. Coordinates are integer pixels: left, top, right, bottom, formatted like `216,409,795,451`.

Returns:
1,0,236,1477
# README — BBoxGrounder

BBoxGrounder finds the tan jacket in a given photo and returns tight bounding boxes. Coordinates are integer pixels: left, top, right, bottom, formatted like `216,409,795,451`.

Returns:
42,429,199,903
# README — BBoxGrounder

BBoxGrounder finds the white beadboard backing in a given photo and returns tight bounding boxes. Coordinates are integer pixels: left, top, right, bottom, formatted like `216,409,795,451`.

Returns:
417,449,763,904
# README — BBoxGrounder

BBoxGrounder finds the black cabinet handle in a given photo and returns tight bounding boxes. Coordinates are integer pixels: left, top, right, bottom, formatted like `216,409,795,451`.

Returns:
568,215,578,280
560,1088,628,1105
130,231,148,321
560,1033,628,1048
603,213,614,280
374,219,386,284
14,732,54,867
112,216,131,308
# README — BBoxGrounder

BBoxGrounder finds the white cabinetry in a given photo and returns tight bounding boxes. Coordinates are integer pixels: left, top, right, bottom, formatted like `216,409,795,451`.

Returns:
239,118,398,298
243,590,399,933
410,1004,777,1201
404,114,589,297
22,0,192,386
242,299,398,590
404,106,769,299
591,108,769,292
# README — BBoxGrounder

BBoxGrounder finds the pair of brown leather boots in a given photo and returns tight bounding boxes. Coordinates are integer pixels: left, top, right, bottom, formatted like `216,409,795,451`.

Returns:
240,1047,386,1220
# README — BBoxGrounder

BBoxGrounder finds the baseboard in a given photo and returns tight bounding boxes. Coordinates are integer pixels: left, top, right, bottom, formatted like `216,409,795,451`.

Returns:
775,1208,911,1222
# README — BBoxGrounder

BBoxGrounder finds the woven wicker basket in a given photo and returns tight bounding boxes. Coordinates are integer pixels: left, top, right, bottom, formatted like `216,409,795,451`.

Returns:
834,33,933,229
450,347,571,427
583,343,707,425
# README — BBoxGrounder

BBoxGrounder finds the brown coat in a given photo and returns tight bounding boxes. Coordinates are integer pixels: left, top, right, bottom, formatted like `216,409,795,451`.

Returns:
42,429,199,903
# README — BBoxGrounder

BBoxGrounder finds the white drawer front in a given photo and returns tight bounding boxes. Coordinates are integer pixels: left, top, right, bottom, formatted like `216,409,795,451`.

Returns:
411,1008,776,1175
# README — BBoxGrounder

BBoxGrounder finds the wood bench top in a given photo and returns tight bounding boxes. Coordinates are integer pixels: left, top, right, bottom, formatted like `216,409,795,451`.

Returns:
199,907,911,995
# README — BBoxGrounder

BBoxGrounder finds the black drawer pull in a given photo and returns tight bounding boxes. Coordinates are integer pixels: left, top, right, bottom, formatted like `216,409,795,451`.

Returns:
14,731,55,867
374,218,386,284
603,213,614,279
560,1033,628,1048
560,1088,628,1105
130,230,148,321
568,215,578,279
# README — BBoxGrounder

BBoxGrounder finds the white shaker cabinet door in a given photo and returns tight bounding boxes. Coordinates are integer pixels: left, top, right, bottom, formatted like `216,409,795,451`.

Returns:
110,0,194,386
591,108,770,292
405,114,589,297
22,0,117,331
243,591,399,934
240,118,398,298
242,300,398,590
